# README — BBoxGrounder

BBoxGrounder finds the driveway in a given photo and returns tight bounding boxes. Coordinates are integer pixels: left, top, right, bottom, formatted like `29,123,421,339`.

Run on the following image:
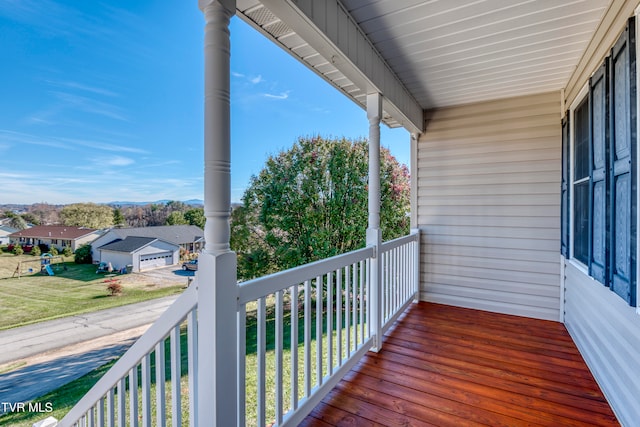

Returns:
118,265,194,289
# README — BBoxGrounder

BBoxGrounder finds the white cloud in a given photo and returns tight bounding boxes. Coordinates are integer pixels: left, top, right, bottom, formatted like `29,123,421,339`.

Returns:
263,91,290,100
250,75,263,84
52,91,129,121
45,80,119,97
104,156,135,166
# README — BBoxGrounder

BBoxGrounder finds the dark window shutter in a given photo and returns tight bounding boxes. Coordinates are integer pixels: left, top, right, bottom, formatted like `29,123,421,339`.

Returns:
589,63,609,284
609,18,637,305
561,114,570,257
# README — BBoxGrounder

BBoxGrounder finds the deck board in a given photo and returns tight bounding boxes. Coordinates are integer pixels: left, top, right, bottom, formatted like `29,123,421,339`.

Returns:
303,302,619,426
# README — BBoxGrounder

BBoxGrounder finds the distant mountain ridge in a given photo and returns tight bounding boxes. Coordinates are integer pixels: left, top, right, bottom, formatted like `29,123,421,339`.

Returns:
107,199,204,206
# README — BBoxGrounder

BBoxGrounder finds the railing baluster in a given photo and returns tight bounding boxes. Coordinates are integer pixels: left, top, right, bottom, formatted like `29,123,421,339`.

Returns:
106,389,114,427
88,405,95,427
304,279,311,397
237,303,246,427
117,378,125,426
170,325,181,427
97,397,104,427
359,260,365,343
129,367,138,427
327,271,334,375
366,257,371,338
290,284,299,410
315,275,323,387
275,290,284,424
345,264,351,357
188,307,198,427
141,354,151,427
336,268,342,365
257,297,266,427
155,341,166,427
352,262,358,348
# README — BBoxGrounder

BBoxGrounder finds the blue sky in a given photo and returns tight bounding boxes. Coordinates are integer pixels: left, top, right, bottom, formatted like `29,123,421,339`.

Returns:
0,0,409,205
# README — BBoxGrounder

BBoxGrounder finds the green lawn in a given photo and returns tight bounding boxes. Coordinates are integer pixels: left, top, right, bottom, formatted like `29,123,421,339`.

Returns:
0,253,184,330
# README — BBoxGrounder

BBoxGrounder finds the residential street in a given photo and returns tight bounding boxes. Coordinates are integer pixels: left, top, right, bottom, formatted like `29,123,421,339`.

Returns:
0,295,178,407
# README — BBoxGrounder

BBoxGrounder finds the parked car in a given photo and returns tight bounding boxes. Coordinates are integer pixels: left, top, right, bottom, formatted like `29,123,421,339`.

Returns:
182,259,198,271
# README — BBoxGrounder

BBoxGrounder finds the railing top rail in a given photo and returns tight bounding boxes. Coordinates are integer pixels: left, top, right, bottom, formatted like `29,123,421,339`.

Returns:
380,230,419,253
59,283,198,426
238,246,374,304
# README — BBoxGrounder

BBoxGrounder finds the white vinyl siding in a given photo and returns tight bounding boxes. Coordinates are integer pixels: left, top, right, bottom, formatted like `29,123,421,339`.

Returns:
417,91,561,321
564,262,640,426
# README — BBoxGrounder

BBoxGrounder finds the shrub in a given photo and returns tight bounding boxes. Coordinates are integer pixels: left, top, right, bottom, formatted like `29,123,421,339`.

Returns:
0,244,7,253
62,246,73,257
107,281,122,296
31,246,41,257
49,246,59,256
13,245,23,256
74,244,92,264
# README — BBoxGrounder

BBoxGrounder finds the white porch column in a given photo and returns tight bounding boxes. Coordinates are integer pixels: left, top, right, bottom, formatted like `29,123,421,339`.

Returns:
366,92,383,351
410,132,421,302
198,1,237,426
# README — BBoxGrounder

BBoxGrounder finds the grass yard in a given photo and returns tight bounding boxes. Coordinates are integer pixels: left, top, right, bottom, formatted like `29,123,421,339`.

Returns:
0,253,184,330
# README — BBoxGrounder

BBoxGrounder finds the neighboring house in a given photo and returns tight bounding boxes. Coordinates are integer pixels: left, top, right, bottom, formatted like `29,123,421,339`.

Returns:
8,225,100,252
96,236,180,272
90,225,204,263
0,226,18,245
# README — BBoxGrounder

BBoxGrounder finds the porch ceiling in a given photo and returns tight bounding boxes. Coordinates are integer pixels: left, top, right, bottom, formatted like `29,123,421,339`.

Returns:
236,0,611,132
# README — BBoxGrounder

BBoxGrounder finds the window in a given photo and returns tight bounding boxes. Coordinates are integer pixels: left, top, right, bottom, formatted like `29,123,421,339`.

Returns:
563,18,637,306
573,97,590,265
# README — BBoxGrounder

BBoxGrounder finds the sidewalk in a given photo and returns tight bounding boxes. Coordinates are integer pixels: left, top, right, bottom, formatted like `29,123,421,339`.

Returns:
0,295,178,405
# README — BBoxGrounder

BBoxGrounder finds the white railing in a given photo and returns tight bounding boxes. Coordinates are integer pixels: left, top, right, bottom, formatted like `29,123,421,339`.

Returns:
238,246,375,427
58,283,199,427
380,232,420,333
55,231,419,427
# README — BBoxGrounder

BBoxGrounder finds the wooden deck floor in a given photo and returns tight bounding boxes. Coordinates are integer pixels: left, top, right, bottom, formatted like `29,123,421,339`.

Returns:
301,302,619,427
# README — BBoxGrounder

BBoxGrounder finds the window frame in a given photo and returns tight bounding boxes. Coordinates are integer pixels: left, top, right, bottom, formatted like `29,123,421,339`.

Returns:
569,83,590,275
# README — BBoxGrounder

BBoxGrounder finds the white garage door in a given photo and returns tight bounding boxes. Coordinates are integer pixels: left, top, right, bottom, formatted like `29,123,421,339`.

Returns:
139,252,173,270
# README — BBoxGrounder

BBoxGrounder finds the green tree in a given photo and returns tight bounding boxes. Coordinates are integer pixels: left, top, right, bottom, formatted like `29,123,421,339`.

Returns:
184,208,205,229
74,244,92,264
166,211,187,225
19,213,40,225
232,136,410,281
113,208,125,227
2,212,28,230
13,245,24,256
31,245,41,257
60,203,114,229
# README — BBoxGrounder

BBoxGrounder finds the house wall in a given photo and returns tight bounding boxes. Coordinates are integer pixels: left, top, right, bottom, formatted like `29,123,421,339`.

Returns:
417,91,562,321
74,232,101,252
561,4,640,425
564,261,640,425
91,230,122,262
99,251,133,271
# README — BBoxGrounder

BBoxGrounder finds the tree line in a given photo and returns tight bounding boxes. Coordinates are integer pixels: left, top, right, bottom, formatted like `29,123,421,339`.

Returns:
1,201,205,230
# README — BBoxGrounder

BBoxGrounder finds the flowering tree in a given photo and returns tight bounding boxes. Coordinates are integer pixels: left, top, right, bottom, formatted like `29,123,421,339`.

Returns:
231,136,410,281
